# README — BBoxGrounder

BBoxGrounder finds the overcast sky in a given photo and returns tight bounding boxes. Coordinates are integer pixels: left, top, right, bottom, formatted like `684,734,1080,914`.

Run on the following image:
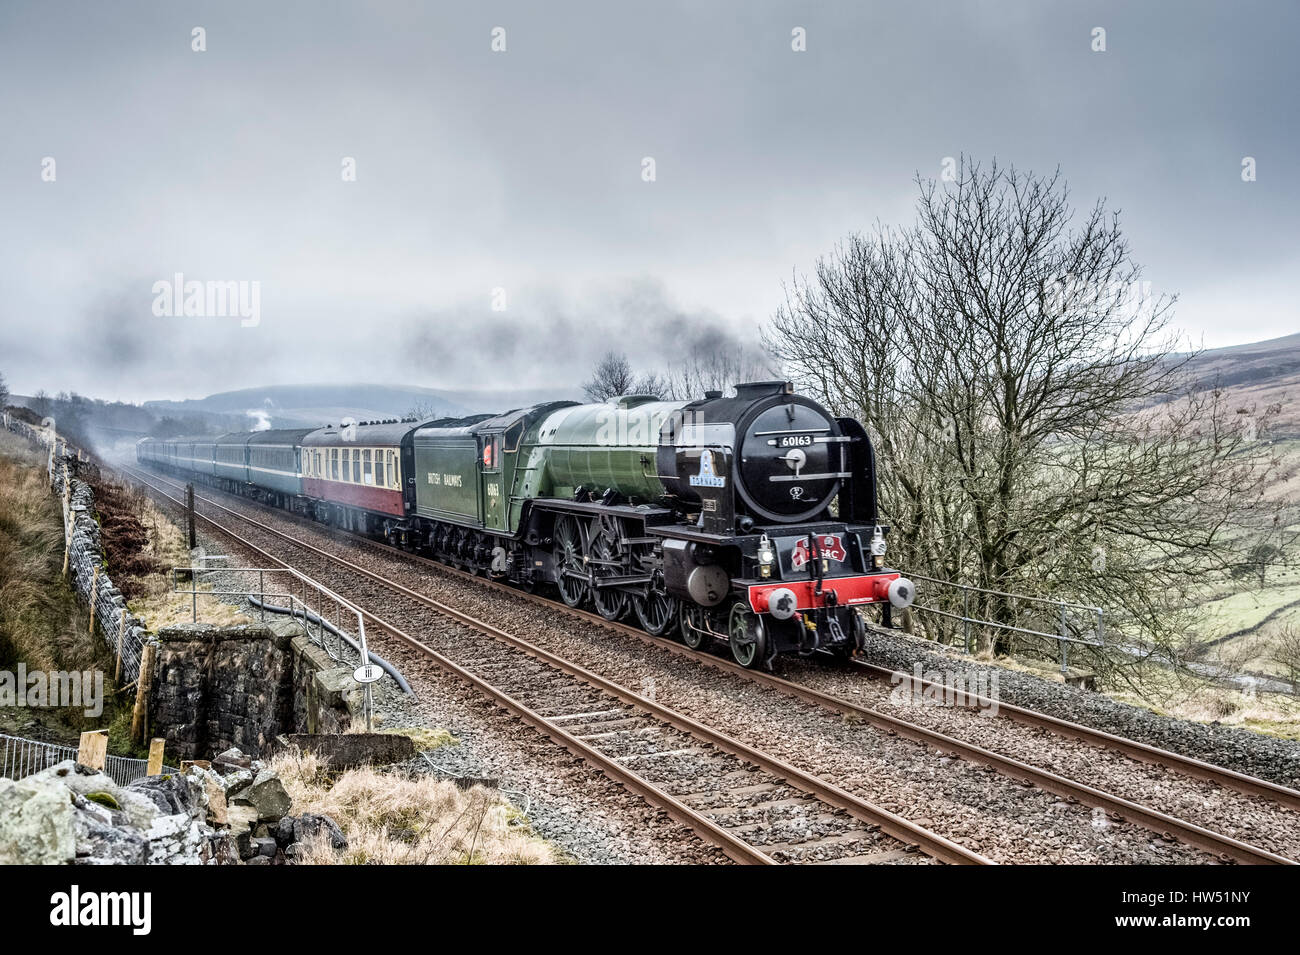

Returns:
0,0,1295,404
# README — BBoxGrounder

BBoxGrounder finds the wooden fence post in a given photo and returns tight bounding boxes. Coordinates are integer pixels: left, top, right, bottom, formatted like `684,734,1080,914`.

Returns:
115,608,127,682
88,566,100,636
131,642,157,745
147,738,165,776
76,730,108,771
61,480,72,580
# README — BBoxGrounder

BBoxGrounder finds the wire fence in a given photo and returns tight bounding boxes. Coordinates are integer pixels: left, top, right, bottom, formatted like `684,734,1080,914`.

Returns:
903,572,1105,672
0,733,180,787
2,412,151,684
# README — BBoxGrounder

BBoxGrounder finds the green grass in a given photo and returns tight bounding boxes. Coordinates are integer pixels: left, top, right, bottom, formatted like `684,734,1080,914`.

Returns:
1196,585,1300,636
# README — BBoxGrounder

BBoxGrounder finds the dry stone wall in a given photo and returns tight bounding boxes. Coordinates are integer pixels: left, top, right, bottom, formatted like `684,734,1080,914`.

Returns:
150,620,364,761
1,413,151,680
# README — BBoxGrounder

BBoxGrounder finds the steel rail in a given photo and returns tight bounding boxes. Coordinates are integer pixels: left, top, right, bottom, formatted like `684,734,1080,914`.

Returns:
850,659,1300,813
129,470,776,865
529,597,1300,864
127,463,1300,863
271,479,1300,816
124,465,989,865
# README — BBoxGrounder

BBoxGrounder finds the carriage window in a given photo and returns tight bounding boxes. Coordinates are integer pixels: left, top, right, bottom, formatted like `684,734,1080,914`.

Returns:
375,451,384,488
353,450,361,483
331,448,340,480
388,451,398,488
341,448,350,481
363,449,374,485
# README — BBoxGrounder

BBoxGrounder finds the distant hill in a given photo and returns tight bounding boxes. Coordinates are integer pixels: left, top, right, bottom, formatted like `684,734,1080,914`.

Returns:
1175,333,1300,438
1179,332,1300,391
142,383,579,430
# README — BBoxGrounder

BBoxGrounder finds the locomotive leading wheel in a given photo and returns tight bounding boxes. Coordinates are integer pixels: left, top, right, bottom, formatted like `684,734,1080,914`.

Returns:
828,610,867,661
553,515,590,608
728,601,767,669
680,604,712,651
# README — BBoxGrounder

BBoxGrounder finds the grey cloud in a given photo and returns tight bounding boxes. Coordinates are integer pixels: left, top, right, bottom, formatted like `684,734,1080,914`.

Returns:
0,0,1296,403
398,277,767,391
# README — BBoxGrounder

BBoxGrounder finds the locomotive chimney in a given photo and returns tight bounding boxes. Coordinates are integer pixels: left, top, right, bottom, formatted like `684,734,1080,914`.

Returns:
732,381,794,398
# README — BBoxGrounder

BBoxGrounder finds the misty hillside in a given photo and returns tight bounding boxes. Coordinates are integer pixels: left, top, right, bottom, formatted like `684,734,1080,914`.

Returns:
143,382,580,430
1176,333,1300,438
1180,332,1300,391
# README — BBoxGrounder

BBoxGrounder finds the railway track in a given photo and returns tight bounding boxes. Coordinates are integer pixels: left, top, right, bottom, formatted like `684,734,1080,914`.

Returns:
121,464,986,865
121,463,1300,864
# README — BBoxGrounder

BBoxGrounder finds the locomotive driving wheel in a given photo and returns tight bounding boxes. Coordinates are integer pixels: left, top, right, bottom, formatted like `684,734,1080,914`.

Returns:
728,601,768,669
634,585,678,637
588,515,629,621
552,514,589,607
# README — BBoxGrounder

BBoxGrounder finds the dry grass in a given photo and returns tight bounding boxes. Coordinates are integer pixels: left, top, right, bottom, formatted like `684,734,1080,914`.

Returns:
125,493,251,628
131,585,253,629
0,433,97,673
1104,667,1300,740
271,750,555,865
130,494,192,596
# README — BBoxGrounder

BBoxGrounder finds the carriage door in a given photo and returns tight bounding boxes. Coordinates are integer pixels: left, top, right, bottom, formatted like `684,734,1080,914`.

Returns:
479,432,505,531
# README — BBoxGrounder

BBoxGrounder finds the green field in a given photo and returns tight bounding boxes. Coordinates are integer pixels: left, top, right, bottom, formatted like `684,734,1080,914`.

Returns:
1175,439,1300,677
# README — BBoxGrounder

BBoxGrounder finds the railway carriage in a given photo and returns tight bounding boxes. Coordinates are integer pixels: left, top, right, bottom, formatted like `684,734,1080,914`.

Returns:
212,432,251,488
245,428,312,506
187,437,217,478
300,421,416,535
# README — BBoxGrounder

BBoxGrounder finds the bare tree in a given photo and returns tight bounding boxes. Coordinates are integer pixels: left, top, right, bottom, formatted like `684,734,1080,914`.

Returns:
405,400,446,422
766,158,1287,679
582,351,639,402
658,346,777,400
1270,622,1300,693
31,389,51,417
630,372,669,400
1233,543,1284,588
0,371,9,409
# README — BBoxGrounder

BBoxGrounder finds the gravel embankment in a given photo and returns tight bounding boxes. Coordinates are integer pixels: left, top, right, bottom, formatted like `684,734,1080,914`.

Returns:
145,479,1261,864
181,524,728,866
847,627,1300,790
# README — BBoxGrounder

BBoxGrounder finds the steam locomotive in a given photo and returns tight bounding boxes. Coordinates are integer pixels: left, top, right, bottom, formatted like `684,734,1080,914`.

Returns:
138,380,914,667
